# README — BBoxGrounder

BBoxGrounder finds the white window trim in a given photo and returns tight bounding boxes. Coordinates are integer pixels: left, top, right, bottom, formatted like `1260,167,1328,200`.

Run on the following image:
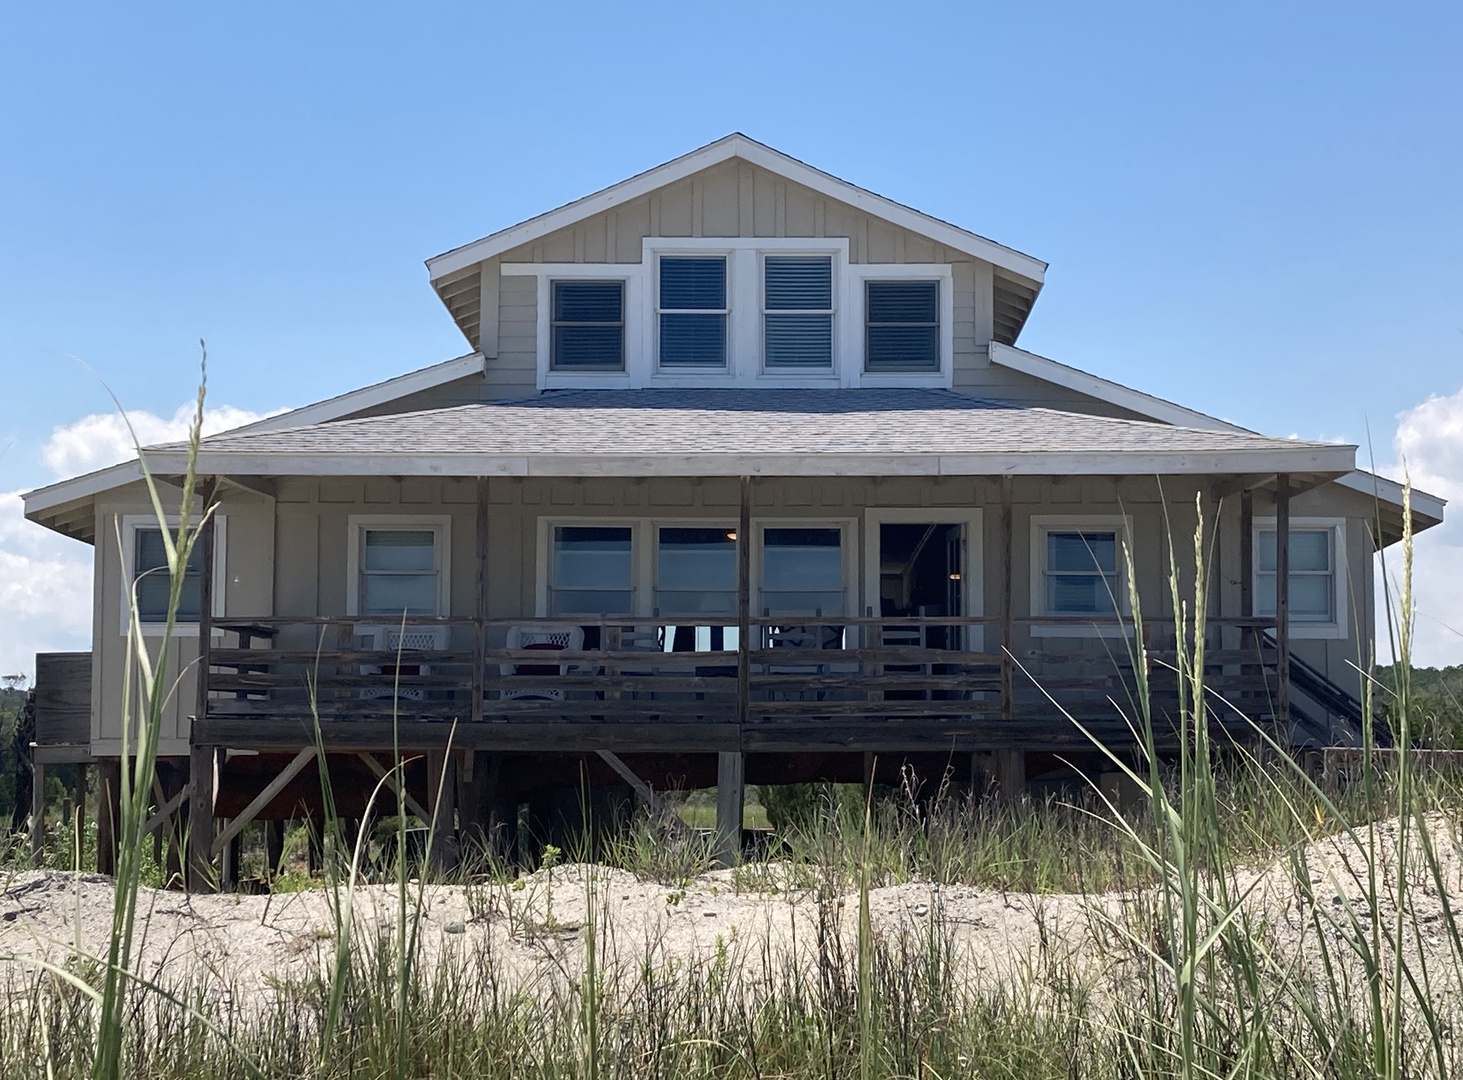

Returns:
849,264,955,386
504,238,954,390
862,507,984,651
1029,515,1134,639
1253,517,1349,640
345,515,452,618
118,514,228,637
528,265,644,390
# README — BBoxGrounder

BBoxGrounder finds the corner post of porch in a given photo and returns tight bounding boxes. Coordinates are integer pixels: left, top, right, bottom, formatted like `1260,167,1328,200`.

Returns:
472,477,490,727
186,745,217,891
717,475,752,870
999,475,1014,723
186,477,220,892
1275,474,1292,725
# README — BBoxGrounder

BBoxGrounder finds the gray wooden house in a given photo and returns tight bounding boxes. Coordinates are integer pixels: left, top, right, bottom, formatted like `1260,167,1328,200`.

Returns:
22,135,1445,881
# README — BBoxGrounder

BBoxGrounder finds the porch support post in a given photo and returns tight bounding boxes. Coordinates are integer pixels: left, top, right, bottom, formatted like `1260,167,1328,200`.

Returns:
1275,474,1291,726
186,745,217,892
29,759,44,859
96,757,120,876
472,478,489,726
714,750,744,869
737,476,752,728
194,478,217,738
426,749,458,873
999,476,1014,724
1239,490,1254,624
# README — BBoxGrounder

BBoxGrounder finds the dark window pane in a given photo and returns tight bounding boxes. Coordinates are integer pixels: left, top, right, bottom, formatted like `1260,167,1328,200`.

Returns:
553,280,623,322
1047,532,1117,573
866,280,939,372
765,256,831,310
766,313,833,367
660,257,726,310
865,326,939,371
867,280,938,323
552,281,624,370
134,527,202,623
660,312,727,366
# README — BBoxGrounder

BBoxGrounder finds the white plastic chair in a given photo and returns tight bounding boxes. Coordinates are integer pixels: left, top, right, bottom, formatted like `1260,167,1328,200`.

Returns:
500,623,586,701
354,623,450,700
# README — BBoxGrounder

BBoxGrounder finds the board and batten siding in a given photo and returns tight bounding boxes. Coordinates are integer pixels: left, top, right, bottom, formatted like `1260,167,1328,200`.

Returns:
265,474,1374,697
90,482,275,758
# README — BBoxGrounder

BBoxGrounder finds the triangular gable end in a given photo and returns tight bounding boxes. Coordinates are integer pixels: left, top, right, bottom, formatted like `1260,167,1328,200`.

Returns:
425,134,1048,351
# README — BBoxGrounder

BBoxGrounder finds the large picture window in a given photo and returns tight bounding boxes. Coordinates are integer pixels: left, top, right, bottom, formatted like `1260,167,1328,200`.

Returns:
760,527,846,615
549,526,634,615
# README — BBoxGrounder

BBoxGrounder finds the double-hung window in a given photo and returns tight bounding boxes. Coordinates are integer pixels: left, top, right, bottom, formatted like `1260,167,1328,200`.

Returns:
658,256,728,368
865,280,940,372
1030,518,1129,628
763,255,833,369
356,526,446,617
551,280,624,371
1256,526,1340,626
133,526,204,623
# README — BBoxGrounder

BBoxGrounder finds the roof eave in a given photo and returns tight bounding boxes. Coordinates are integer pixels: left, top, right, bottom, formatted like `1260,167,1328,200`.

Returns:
155,446,1358,480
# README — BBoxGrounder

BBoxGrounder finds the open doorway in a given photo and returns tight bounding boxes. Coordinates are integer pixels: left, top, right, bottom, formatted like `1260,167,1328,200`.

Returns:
877,522,965,649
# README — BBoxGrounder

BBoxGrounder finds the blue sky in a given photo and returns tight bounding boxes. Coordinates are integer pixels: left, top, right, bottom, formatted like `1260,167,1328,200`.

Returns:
2,1,1461,669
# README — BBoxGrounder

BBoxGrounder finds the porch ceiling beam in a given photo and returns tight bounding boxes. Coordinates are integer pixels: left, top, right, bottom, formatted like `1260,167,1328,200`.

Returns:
1212,473,1272,499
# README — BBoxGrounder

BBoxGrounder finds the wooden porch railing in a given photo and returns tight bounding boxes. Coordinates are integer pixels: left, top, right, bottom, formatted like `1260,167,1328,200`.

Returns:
201,614,1283,740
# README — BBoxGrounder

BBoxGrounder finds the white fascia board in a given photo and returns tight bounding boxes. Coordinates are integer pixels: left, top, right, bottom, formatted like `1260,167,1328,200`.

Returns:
23,460,144,519
426,134,1047,284
151,445,1358,479
1337,470,1446,524
988,342,1244,432
988,342,1439,523
225,353,484,436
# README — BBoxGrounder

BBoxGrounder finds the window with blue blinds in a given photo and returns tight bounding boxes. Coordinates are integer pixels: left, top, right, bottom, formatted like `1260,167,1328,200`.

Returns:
551,281,624,370
764,256,833,368
865,280,940,372
659,256,727,367
134,527,202,622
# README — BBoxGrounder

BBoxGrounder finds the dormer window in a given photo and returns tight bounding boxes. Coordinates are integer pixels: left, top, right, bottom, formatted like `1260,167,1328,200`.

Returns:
865,280,940,372
551,281,625,371
764,255,834,369
658,256,728,368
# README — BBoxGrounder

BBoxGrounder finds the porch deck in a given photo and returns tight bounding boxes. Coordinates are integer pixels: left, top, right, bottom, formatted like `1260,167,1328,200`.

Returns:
197,614,1283,754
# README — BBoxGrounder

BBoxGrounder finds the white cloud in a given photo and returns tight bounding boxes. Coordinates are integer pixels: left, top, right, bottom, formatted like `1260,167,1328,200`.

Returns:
40,402,284,478
0,490,93,680
1379,384,1463,668
0,402,282,679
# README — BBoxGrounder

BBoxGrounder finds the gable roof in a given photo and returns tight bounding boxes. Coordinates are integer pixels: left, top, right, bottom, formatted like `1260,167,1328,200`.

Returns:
425,134,1049,284
144,388,1356,479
